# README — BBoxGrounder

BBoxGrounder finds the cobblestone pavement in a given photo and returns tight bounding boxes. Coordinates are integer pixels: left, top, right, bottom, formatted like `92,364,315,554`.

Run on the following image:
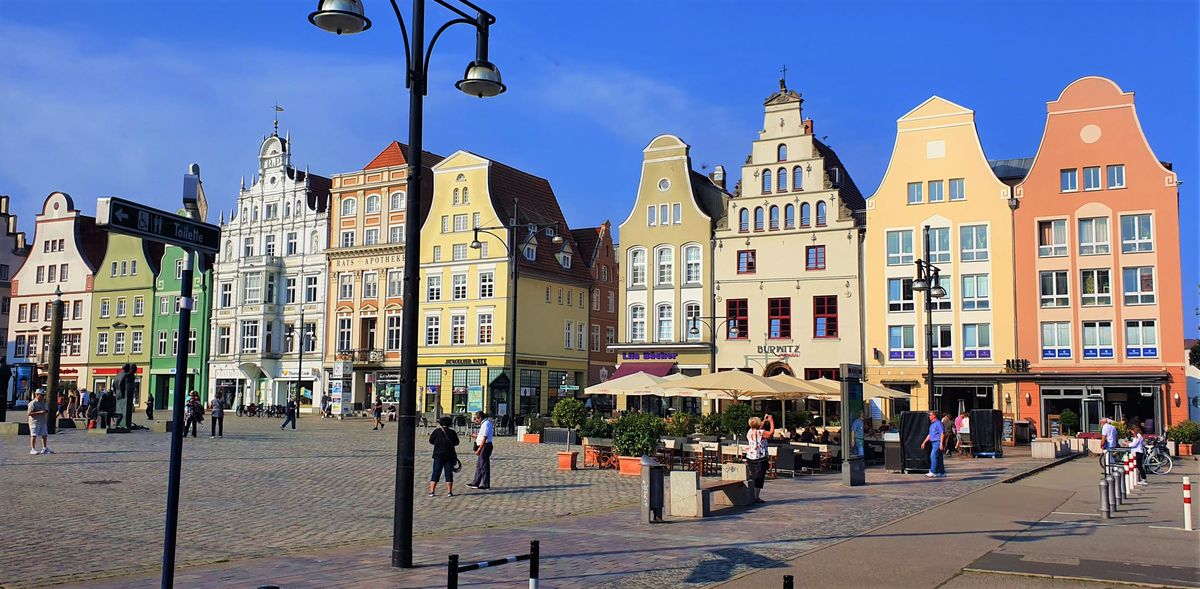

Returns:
3,418,1064,589
0,416,638,589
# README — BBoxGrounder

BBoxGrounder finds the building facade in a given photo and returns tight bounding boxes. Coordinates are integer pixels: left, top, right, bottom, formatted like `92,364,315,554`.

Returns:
612,135,730,413
210,131,331,411
1013,76,1186,435
571,221,619,391
149,239,214,408
714,81,866,381
86,233,161,404
0,195,30,403
324,141,429,410
414,150,592,419
864,97,1018,415
7,192,107,395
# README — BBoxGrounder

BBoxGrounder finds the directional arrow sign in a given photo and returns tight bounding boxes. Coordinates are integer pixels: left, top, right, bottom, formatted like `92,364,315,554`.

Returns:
96,197,221,254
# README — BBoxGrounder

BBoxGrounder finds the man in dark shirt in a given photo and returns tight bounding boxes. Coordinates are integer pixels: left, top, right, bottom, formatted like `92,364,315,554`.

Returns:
428,417,460,497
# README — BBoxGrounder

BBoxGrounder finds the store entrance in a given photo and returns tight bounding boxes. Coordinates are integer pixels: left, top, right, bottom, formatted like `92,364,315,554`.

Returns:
1105,386,1161,434
935,385,993,415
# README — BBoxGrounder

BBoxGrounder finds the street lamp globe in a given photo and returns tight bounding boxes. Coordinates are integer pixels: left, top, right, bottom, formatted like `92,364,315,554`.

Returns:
309,0,371,35
911,278,929,292
455,60,506,98
469,239,482,249
689,325,700,336
551,234,563,245
930,284,947,299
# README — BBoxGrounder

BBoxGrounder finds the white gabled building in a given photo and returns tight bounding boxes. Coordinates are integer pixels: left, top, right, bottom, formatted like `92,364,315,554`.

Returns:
209,129,331,411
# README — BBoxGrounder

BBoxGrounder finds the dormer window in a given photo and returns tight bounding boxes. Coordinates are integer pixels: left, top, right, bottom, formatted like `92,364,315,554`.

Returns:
523,243,537,261
544,226,555,237
561,253,572,269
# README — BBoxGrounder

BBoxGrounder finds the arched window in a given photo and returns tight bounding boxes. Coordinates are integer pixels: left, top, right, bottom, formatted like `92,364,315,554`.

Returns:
761,169,772,194
777,144,787,162
683,244,702,284
600,265,609,282
769,205,780,230
777,168,788,193
452,188,460,205
390,191,405,211
630,305,646,342
630,248,647,286
340,197,357,217
801,203,811,227
592,288,600,311
784,204,795,229
655,246,674,285
739,209,750,233
793,166,803,191
241,207,248,221
365,194,381,213
656,304,673,342
816,201,828,226
754,207,765,231
461,187,469,204
684,302,701,341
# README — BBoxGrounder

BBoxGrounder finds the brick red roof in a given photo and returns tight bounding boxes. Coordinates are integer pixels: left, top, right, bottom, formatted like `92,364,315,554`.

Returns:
570,227,600,267
364,141,407,169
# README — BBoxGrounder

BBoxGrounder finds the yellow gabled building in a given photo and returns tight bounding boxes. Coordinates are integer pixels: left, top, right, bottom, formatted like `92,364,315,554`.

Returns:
416,151,592,421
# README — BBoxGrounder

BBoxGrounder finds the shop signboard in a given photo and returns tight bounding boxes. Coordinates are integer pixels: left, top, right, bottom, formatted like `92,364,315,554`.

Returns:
14,365,34,402
1002,414,1015,445
332,361,353,379
467,385,484,413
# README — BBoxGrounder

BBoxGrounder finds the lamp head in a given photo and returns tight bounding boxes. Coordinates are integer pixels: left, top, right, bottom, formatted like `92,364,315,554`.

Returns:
689,325,700,336
469,239,482,249
911,278,929,292
456,60,506,98
930,285,946,299
551,234,563,245
309,0,371,35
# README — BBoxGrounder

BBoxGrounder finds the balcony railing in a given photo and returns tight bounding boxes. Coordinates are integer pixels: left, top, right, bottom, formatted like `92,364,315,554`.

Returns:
336,348,385,364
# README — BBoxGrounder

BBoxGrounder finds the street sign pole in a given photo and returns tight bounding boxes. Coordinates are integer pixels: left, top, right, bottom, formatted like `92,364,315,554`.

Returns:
161,250,194,589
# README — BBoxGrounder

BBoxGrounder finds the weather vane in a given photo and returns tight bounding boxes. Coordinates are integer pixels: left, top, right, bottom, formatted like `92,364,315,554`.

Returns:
273,103,285,135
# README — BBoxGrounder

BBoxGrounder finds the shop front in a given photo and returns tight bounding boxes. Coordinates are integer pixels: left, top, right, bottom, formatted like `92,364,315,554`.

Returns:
1038,383,1163,436
278,367,320,412
90,366,144,407
608,344,711,415
417,355,586,422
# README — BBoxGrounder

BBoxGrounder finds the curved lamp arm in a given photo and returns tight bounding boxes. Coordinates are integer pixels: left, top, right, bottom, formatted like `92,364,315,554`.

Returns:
471,227,510,253
422,17,475,90
387,0,414,84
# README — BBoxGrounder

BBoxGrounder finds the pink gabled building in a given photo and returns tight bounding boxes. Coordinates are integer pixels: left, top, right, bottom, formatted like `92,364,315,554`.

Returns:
1012,76,1185,435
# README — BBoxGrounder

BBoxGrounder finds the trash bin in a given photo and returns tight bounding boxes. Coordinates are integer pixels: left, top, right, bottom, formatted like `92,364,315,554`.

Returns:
1014,421,1031,445
640,456,665,523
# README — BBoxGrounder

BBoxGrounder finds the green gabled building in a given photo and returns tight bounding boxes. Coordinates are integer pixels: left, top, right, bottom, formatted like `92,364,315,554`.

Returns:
149,215,214,409
86,233,163,404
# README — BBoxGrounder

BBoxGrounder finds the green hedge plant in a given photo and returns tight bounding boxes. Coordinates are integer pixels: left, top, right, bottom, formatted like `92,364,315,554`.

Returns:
1166,420,1200,445
665,413,695,437
720,402,755,436
696,413,723,436
550,398,587,430
526,417,546,435
613,413,665,457
578,415,613,439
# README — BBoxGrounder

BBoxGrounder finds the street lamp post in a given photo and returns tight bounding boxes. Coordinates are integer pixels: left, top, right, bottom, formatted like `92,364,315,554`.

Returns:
688,315,735,373
910,225,947,414
471,203,561,433
308,0,505,568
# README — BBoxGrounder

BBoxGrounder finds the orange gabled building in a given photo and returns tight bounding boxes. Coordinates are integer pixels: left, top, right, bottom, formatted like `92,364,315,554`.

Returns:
1012,76,1185,435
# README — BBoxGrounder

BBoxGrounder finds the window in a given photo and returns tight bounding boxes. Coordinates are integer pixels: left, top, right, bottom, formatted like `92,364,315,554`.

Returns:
115,298,127,317
1125,319,1157,358
928,180,945,202
886,230,913,265
265,273,278,304
907,182,923,204
451,274,467,300
97,332,109,355
592,288,600,311
1038,220,1068,257
131,330,143,354
1078,217,1110,255
545,286,551,303
341,231,358,248
629,305,646,342
813,295,837,338
478,271,494,299
591,324,601,352
285,277,297,304
684,302,701,341
737,250,756,274
469,312,490,345
947,178,965,201
130,260,138,275
816,201,827,226
959,225,988,261
99,298,111,318
264,203,278,220
888,325,915,360
243,273,263,304
390,191,405,211
520,369,541,415
240,320,259,353
521,243,534,261
656,304,673,341
217,327,231,355
47,265,56,283
930,324,953,360
285,232,297,256
630,249,646,286
1039,271,1069,307
1120,214,1153,252
461,187,470,204
647,206,656,226
683,245,701,284
784,204,795,229
243,237,254,257
738,209,749,232
962,324,991,359
805,245,825,270
441,216,449,233
655,247,673,285
365,194,381,213
133,296,144,316
1082,321,1114,359
426,275,442,301
341,198,356,216
607,291,615,313
777,168,788,193
472,213,481,229
305,276,319,302
1041,322,1071,359
727,298,748,339
362,273,378,299
888,278,914,312
1122,266,1155,304
264,234,277,256
768,297,791,339
927,227,950,263
14,335,24,357
337,317,352,351
158,297,169,315
769,206,780,230
452,244,467,261
335,273,353,300
762,169,772,193
110,262,117,277
1060,169,1078,192
113,331,127,355
73,301,82,320
390,226,404,244
672,203,682,224
452,214,468,233
754,207,764,231
1083,166,1101,191
606,326,616,347
777,144,787,161
425,315,440,346
363,228,379,246
961,274,990,310
17,304,25,323
36,266,43,283
1106,164,1125,189
1080,269,1111,306
59,264,68,281
799,202,811,227
450,315,466,345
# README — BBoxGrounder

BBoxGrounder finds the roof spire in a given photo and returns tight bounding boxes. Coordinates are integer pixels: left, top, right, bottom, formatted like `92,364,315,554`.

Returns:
240,174,246,190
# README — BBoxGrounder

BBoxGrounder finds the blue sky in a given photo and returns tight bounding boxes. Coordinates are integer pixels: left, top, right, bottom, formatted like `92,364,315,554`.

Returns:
1,0,1196,336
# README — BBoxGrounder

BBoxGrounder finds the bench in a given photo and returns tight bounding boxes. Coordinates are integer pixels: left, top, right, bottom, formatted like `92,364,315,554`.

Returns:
669,464,753,517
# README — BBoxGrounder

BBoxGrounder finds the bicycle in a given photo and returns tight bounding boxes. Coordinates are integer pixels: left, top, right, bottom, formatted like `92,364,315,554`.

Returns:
1144,437,1173,475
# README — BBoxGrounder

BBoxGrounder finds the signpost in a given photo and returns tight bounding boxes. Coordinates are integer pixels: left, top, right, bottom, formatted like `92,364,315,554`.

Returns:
96,196,221,254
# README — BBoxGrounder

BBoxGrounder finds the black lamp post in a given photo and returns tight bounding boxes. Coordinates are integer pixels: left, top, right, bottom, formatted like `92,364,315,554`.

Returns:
308,0,504,569
687,316,735,374
910,225,947,414
471,205,561,433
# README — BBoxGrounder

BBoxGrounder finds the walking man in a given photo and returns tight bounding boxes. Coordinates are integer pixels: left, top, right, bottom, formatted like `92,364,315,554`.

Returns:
208,394,224,438
1100,417,1117,450
922,410,946,478
27,390,51,455
280,397,297,430
145,393,154,421
466,411,494,490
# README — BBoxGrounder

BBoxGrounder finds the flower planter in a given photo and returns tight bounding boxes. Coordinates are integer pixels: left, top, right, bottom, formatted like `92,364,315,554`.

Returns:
522,433,541,444
617,456,643,476
1180,444,1193,456
557,451,578,470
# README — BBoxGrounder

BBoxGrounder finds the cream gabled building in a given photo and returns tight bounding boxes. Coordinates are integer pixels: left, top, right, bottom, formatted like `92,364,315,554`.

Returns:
714,81,866,380
612,135,730,414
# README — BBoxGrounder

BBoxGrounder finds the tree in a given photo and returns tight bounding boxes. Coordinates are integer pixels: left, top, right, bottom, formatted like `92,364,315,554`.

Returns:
1189,340,1200,369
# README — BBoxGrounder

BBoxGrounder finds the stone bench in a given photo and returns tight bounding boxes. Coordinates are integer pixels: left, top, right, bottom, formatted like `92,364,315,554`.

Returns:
0,422,29,436
669,463,753,517
1031,438,1071,459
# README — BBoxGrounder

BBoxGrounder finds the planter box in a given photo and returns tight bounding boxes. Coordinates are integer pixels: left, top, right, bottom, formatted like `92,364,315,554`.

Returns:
557,451,578,470
617,455,642,476
543,427,580,446
1180,443,1193,456
522,433,541,444
1031,438,1070,459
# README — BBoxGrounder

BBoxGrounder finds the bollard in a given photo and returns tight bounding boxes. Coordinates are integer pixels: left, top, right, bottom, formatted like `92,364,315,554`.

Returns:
1107,474,1119,510
784,574,795,589
448,553,460,589
1116,468,1126,503
1185,477,1193,532
1099,478,1111,519
530,540,540,589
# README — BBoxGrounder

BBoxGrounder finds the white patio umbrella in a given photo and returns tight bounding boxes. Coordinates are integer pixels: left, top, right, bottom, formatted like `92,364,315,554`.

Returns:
581,371,680,396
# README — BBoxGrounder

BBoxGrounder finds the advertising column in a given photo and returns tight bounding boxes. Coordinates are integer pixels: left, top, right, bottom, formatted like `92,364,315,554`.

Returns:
331,360,352,417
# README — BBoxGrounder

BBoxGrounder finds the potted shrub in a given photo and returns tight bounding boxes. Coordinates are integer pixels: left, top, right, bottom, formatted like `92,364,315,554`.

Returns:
523,417,545,443
720,402,755,445
1167,420,1200,456
665,413,695,438
579,415,614,447
695,413,723,440
1058,408,1079,437
613,413,665,475
550,398,588,470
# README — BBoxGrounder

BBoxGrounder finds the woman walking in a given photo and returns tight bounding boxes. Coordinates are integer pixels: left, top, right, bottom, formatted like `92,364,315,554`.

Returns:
372,400,384,430
428,416,460,497
1124,424,1148,486
745,414,775,504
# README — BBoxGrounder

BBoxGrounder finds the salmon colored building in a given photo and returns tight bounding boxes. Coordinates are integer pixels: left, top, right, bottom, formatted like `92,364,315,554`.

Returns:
1013,76,1185,436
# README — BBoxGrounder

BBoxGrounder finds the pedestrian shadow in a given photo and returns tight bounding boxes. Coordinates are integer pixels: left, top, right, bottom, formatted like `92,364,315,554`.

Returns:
683,546,788,584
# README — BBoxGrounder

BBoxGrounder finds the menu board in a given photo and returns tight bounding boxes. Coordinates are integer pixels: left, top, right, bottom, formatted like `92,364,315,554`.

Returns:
1047,414,1062,438
1002,415,1014,444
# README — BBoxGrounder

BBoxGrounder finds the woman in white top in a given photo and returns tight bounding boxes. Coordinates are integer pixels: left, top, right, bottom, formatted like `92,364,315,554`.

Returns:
1124,427,1147,485
745,414,775,503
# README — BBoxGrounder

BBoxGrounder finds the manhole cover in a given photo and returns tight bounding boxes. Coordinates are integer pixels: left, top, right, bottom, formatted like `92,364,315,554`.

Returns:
81,480,122,485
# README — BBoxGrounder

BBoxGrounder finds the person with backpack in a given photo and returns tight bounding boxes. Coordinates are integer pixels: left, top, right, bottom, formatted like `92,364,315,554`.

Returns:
428,416,460,497
280,397,297,430
185,391,204,438
208,394,224,438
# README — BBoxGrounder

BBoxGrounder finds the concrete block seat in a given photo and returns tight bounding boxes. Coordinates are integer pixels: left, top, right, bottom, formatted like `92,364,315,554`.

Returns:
670,463,754,517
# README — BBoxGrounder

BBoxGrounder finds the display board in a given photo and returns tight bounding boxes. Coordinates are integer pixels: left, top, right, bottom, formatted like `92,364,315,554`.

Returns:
1002,414,1014,445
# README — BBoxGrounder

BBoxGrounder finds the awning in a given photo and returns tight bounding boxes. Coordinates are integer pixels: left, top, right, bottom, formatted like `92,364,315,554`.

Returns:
610,362,675,379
